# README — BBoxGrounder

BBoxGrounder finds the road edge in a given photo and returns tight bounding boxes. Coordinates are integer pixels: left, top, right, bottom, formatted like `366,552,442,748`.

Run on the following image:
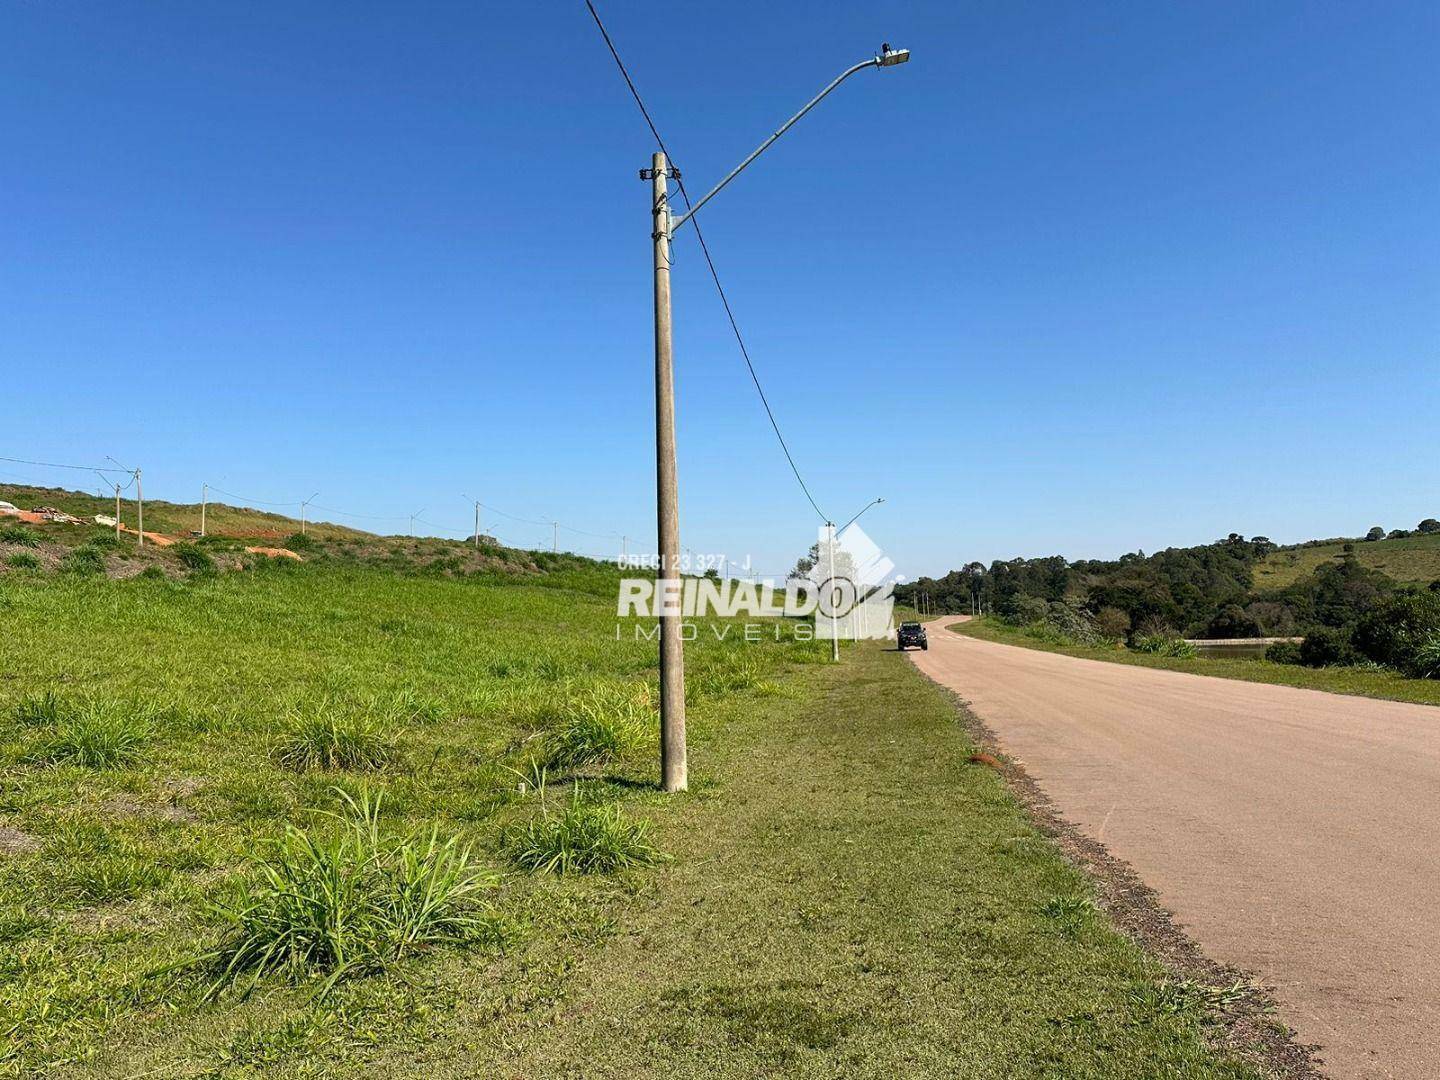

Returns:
910,659,1327,1080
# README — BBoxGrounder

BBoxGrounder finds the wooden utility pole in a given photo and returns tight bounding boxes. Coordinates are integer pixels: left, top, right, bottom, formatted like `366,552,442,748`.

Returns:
113,483,121,540
300,493,319,536
649,151,686,792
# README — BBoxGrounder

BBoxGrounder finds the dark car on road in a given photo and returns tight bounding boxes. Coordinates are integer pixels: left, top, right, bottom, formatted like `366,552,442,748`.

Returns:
897,621,928,651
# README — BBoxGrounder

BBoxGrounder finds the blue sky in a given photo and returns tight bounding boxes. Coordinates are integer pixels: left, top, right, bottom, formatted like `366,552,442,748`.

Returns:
4,2,1436,578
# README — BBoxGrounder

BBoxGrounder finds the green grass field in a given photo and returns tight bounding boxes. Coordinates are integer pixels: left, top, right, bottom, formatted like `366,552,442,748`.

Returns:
1,565,1270,1076
1254,532,1440,589
952,617,1440,707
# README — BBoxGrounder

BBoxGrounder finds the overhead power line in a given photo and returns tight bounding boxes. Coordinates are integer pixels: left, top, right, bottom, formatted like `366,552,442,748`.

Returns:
582,0,829,524
0,454,128,474
206,485,302,509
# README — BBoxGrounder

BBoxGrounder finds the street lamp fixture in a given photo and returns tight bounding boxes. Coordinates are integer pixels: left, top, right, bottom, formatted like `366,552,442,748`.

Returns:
669,43,912,234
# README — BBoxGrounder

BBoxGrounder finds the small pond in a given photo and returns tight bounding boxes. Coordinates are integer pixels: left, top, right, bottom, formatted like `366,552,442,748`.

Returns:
1188,640,1287,660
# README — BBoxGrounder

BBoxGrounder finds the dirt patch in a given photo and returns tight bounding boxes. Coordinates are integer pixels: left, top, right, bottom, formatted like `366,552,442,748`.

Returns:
65,900,162,935
935,682,1325,1080
0,824,40,855
117,524,175,547
245,546,302,561
99,793,197,824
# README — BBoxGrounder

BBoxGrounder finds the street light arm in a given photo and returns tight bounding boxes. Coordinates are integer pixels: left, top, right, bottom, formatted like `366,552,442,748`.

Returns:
838,497,885,535
670,56,881,234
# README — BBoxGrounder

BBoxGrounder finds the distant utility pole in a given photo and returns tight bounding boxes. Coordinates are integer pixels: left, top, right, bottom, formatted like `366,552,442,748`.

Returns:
135,468,143,548
827,522,840,663
201,483,207,538
113,483,121,540
473,501,481,549
620,535,628,565
552,522,559,553
409,509,424,538
300,493,319,536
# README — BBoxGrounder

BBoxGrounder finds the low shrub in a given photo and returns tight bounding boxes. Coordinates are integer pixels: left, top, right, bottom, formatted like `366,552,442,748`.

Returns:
1298,626,1356,668
1045,603,1100,646
192,791,494,999
1020,621,1074,646
138,566,167,581
1131,634,1197,658
1351,590,1440,677
1264,641,1303,665
27,702,152,768
507,787,662,875
6,552,40,570
0,525,41,547
1094,606,1131,641
285,532,315,551
275,711,395,772
60,546,106,576
1412,633,1440,680
174,543,216,573
88,532,123,551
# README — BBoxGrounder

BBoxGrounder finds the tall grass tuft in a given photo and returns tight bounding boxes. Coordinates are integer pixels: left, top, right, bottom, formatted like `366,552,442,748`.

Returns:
1413,632,1440,680
1131,634,1197,658
382,687,448,725
12,690,70,727
59,546,106,576
542,685,652,771
274,710,395,772
174,543,216,573
193,790,494,999
27,702,151,768
688,655,780,700
0,524,41,546
507,786,663,875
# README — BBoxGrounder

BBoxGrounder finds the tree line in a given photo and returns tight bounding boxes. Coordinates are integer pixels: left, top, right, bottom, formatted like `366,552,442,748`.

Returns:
897,519,1440,645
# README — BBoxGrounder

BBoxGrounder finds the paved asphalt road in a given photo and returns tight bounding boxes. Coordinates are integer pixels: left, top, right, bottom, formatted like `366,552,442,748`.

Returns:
909,618,1440,1080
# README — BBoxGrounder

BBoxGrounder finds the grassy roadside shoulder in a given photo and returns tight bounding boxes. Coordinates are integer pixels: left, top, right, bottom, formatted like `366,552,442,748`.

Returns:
333,644,1266,1079
950,617,1440,707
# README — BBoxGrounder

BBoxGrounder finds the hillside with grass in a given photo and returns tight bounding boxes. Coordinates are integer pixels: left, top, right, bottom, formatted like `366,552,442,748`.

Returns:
1,483,374,542
0,483,589,582
1254,531,1440,589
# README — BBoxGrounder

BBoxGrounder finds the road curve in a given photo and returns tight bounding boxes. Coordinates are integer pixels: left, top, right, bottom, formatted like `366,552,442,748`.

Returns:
910,619,1440,1080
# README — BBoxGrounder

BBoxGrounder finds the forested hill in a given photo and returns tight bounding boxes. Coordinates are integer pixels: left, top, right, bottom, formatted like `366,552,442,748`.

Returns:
900,520,1440,640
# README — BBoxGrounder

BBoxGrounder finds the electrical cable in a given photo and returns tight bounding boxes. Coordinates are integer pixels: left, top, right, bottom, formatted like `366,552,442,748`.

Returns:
583,0,830,525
